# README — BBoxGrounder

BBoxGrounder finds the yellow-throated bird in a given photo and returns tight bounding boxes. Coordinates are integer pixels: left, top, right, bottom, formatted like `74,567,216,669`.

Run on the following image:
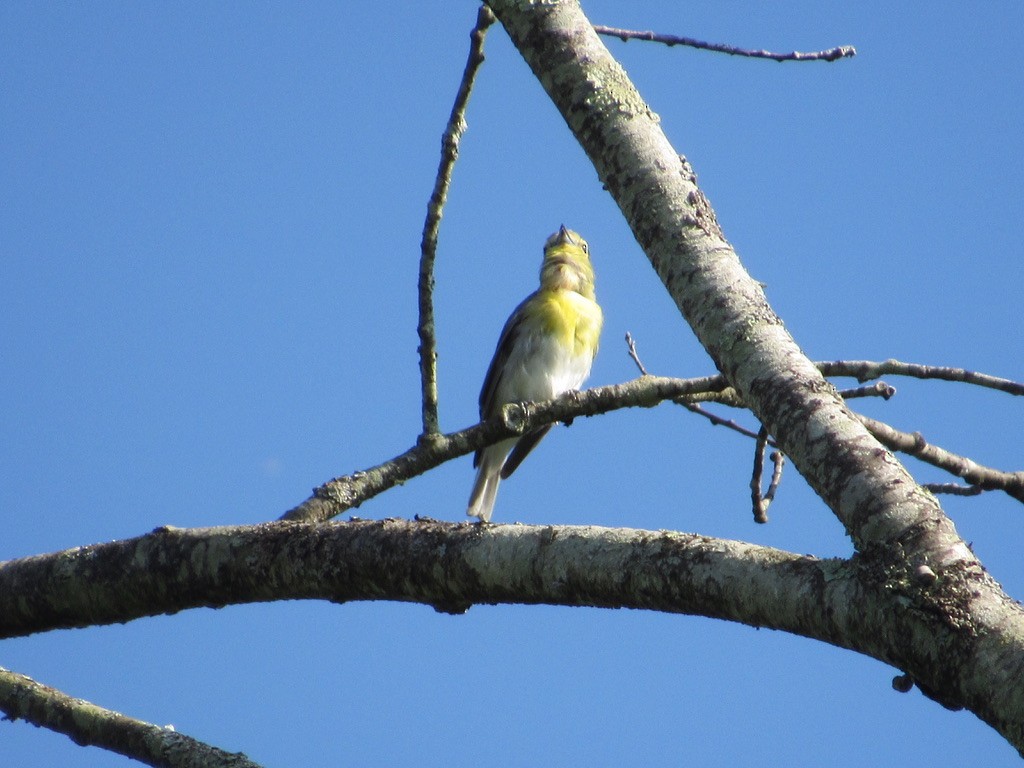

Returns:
467,226,603,522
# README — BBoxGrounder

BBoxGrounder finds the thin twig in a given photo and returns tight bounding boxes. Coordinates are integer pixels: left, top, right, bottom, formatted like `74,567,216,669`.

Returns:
282,374,729,523
417,6,496,438
681,383,890,441
625,331,648,375
684,401,774,443
924,483,984,497
593,24,856,62
858,415,1024,503
837,381,896,400
751,427,771,523
0,666,263,768
750,431,785,524
766,451,786,506
818,359,1024,396
680,380,1022,505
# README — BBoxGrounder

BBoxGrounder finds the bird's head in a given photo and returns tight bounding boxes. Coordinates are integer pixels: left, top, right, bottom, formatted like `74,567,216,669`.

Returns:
540,225,595,297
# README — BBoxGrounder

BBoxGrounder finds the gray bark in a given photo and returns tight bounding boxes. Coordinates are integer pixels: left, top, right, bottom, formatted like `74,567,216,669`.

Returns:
485,0,1024,752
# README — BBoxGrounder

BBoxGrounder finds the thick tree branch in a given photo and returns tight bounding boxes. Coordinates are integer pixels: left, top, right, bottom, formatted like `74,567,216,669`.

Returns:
0,666,262,768
483,0,1024,750
2,520,1022,752
485,0,963,558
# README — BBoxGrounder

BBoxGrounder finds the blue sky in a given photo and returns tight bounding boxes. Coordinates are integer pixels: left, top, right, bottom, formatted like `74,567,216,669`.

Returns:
2,2,1022,766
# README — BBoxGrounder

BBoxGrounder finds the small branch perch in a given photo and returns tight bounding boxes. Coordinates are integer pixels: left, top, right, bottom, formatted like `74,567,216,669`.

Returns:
818,359,1024,396
283,374,727,523
593,25,856,62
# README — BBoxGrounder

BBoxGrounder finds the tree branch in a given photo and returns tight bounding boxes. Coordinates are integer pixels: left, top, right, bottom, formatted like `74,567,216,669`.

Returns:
282,357,1021,525
485,0,966,558
281,374,726,523
817,359,1024,396
858,414,1024,503
0,666,262,768
593,24,856,62
483,0,1024,749
417,6,496,438
2,519,1022,752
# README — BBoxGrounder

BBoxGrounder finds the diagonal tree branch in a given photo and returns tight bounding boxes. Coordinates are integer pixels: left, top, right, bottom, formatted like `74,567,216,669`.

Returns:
282,360,1022,526
0,666,262,768
485,0,962,556
858,414,1024,502
281,374,726,523
483,0,1024,751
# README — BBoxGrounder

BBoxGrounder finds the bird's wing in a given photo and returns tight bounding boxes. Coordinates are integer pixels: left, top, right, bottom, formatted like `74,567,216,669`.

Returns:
478,292,535,418
473,293,535,468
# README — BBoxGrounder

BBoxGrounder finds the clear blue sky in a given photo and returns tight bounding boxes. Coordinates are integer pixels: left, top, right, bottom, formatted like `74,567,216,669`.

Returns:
3,3,1022,766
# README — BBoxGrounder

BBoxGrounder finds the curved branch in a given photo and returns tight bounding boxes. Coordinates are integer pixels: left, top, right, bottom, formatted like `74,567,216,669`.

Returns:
2,520,1022,752
0,666,262,768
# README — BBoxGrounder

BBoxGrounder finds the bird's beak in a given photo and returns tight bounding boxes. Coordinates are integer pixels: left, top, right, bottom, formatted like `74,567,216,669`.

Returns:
556,224,573,245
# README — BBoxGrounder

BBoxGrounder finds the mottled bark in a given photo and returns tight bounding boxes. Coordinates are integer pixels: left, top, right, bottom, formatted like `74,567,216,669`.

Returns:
0,666,261,768
484,0,1024,753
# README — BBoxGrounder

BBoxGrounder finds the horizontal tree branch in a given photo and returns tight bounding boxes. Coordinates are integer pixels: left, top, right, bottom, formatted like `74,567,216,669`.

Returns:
817,359,1024,396
284,360,1023,524
0,666,262,768
593,24,856,62
2,519,1021,750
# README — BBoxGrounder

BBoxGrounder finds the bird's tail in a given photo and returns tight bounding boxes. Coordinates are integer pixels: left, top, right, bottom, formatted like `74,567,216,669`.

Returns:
467,446,507,522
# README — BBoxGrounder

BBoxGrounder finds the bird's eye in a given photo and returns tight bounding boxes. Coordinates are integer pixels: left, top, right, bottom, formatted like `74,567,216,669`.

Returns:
581,242,589,254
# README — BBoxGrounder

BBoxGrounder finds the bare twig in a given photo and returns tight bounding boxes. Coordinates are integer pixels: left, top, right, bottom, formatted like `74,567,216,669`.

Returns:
417,6,496,438
766,451,785,505
858,415,1024,503
593,24,856,62
924,483,984,497
837,381,896,400
750,429,786,524
282,374,728,523
818,359,1024,396
679,377,1022,504
625,331,648,375
0,666,262,768
683,401,773,443
751,427,771,523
